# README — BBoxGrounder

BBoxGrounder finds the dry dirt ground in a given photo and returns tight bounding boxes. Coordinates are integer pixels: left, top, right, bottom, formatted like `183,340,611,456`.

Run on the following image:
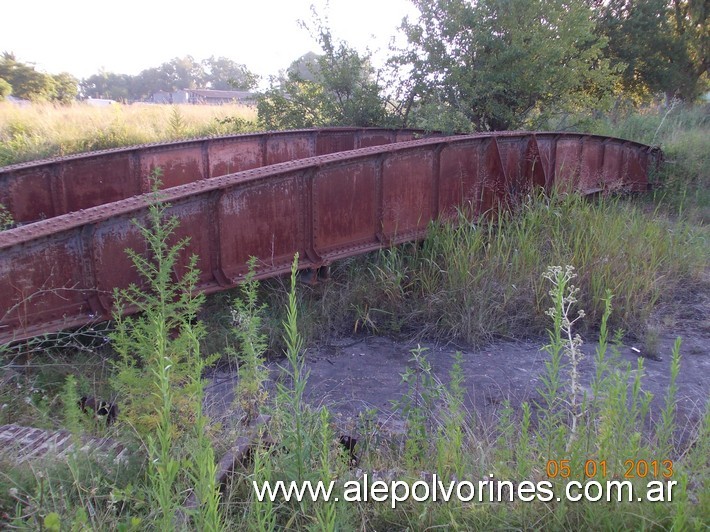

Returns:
205,289,710,446
201,199,710,450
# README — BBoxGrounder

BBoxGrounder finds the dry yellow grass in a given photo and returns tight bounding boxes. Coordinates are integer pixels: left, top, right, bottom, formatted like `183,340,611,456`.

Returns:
0,101,258,165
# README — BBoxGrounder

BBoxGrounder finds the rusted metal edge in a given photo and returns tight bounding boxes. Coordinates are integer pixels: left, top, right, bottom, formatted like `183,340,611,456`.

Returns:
0,132,660,249
1,127,441,224
0,132,661,344
0,129,658,174
0,127,432,172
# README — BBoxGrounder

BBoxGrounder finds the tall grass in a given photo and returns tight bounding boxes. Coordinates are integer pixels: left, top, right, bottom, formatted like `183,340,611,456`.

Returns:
109,176,222,529
338,266,708,530
1,103,707,529
0,101,257,166
575,103,710,222
281,192,707,347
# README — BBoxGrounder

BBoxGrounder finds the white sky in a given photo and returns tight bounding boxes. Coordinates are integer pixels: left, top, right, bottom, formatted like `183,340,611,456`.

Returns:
1,0,418,86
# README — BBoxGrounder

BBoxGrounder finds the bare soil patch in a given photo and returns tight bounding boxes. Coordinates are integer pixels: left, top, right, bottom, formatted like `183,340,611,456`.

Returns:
206,324,709,444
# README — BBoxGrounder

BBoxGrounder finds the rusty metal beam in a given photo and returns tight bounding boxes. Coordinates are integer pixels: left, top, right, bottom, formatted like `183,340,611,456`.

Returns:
0,131,661,344
0,128,433,224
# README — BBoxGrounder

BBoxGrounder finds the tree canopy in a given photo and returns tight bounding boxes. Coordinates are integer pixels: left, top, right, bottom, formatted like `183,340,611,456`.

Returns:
0,53,78,103
598,0,709,102
392,0,618,131
81,56,258,101
3,1,707,130
257,23,390,129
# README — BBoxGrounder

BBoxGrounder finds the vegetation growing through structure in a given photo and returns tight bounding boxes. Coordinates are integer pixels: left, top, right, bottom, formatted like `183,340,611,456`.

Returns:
0,3,709,524
0,203,14,230
253,188,706,351
5,247,707,528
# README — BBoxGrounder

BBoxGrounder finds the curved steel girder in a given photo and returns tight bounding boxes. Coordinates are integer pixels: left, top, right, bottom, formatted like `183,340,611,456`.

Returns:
0,131,661,344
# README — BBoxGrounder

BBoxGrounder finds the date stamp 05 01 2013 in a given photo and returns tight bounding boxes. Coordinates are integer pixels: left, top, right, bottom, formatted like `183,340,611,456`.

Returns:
546,459,674,480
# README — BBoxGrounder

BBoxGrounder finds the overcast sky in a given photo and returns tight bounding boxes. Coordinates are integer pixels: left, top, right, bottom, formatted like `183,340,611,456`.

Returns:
2,0,418,85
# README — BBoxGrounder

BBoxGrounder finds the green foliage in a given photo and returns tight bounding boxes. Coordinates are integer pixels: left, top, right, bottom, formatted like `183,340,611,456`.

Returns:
211,115,259,135
81,70,135,101
0,77,11,101
0,53,55,101
656,337,683,454
435,352,467,480
167,105,188,139
248,447,277,531
258,15,389,129
674,0,710,98
348,192,707,345
109,171,221,529
245,253,333,530
543,266,587,451
59,375,84,435
81,56,257,101
598,0,708,102
0,451,146,530
52,72,79,104
359,272,707,529
394,345,440,469
230,257,270,424
110,187,206,436
239,254,356,529
0,203,14,230
570,103,709,221
186,354,223,532
274,254,310,485
0,53,78,103
598,0,682,101
396,0,617,131
258,79,331,130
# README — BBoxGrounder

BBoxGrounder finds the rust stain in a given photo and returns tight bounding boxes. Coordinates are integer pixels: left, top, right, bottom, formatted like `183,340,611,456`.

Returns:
0,130,661,344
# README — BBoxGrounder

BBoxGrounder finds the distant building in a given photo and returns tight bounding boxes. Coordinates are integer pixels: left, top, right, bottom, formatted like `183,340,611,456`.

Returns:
85,98,118,107
151,91,173,104
150,89,256,105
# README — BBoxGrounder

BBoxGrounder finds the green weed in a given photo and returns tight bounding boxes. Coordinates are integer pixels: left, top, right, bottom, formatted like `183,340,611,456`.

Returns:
290,192,707,346
109,172,222,529
229,257,270,425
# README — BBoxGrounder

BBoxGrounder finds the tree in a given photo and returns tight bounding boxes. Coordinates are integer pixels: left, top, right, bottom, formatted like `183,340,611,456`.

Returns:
287,52,321,82
85,56,259,101
597,0,708,101
0,52,57,101
666,0,708,100
257,16,389,129
201,56,258,90
394,0,618,131
140,56,205,94
258,79,332,129
52,72,79,104
81,71,135,100
0,53,78,103
0,78,11,101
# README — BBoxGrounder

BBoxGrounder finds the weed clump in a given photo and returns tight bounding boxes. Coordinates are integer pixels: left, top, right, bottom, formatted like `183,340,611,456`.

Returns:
0,203,13,230
285,192,707,347
108,173,221,529
229,257,270,425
